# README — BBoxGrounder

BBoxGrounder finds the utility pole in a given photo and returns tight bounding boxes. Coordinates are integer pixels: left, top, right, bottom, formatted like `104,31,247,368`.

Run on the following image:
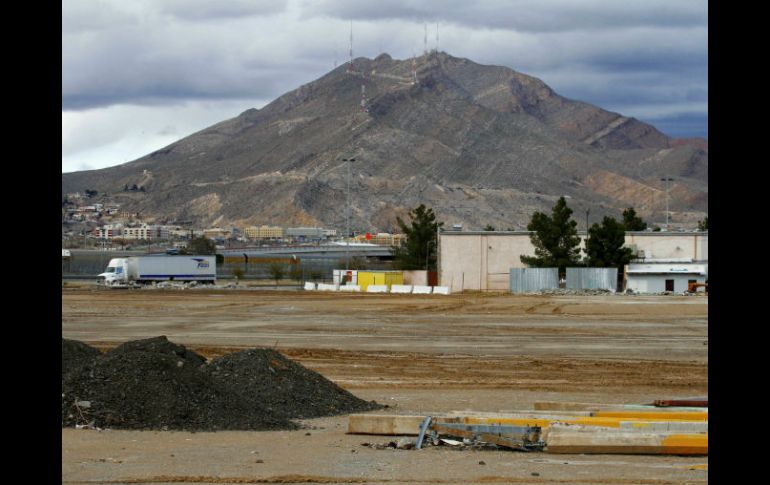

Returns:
661,177,674,228
585,209,590,232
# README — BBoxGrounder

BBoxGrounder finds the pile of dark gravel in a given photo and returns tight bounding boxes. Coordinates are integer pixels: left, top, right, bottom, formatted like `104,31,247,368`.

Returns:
205,348,381,420
61,336,381,431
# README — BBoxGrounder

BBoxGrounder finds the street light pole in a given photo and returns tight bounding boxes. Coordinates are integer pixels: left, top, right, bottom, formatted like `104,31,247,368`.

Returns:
342,157,356,269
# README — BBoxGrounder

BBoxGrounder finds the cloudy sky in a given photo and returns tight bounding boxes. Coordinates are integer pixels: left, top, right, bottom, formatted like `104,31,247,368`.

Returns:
62,0,708,173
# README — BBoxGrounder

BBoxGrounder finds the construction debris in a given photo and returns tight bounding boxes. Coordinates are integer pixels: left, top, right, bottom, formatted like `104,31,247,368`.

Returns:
347,396,708,456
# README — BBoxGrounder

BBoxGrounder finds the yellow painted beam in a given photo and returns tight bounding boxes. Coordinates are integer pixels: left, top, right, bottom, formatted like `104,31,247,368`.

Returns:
545,426,708,455
460,415,706,429
593,411,707,421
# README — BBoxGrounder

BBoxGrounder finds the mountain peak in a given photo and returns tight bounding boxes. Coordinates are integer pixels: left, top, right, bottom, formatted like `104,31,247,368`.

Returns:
62,53,706,230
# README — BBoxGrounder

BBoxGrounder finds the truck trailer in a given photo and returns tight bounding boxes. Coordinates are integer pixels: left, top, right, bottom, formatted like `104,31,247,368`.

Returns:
98,255,216,285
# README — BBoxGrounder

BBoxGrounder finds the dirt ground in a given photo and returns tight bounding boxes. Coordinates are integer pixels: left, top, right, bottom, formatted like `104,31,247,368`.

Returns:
61,287,708,484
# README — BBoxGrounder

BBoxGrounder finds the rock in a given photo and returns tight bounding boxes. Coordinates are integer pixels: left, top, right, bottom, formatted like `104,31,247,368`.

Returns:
396,438,414,450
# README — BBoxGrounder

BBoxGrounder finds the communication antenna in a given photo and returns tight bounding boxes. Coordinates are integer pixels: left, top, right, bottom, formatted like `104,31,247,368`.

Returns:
424,23,428,55
411,51,418,84
436,23,439,52
348,20,353,73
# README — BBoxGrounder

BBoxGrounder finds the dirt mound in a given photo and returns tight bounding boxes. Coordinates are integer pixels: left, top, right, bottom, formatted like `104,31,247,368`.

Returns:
62,336,381,431
205,348,382,420
62,338,102,376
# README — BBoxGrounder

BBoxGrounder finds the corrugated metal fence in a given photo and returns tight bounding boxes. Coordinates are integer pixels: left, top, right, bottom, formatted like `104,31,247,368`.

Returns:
509,268,559,293
566,267,618,291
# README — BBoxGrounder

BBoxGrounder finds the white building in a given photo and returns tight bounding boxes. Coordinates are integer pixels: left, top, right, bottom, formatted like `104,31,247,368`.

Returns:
438,230,708,292
625,262,708,293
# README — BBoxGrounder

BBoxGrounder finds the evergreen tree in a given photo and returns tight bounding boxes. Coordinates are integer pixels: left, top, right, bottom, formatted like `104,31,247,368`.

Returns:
520,197,582,274
185,236,217,255
622,207,648,231
584,216,635,269
392,204,443,270
698,216,708,231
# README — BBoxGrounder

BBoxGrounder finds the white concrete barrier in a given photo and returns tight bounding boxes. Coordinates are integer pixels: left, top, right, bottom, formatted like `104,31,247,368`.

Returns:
317,283,339,291
432,286,451,295
339,285,361,292
304,282,317,291
412,285,433,294
390,285,413,294
366,285,389,293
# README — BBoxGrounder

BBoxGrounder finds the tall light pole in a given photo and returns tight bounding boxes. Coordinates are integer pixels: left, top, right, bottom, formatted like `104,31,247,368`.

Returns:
661,177,674,228
342,157,356,269
585,209,590,232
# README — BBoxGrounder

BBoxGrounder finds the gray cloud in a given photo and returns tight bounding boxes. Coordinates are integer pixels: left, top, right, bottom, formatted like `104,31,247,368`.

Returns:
157,0,288,21
300,0,707,32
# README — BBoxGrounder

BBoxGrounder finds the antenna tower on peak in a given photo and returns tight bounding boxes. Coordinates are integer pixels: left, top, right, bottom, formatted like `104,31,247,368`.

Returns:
348,20,353,73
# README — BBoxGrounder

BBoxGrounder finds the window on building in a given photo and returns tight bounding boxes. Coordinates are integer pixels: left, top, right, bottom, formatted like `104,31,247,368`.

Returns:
665,279,675,292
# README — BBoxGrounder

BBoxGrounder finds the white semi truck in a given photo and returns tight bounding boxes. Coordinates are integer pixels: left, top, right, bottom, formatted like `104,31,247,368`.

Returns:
98,255,216,286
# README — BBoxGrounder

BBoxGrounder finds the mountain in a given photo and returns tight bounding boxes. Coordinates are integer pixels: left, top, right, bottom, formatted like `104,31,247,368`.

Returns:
62,52,707,231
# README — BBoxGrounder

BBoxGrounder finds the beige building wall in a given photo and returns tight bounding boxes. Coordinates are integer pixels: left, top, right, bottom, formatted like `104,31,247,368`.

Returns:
439,231,708,292
625,233,708,261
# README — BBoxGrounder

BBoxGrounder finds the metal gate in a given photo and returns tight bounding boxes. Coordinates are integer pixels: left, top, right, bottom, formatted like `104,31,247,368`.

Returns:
509,268,559,293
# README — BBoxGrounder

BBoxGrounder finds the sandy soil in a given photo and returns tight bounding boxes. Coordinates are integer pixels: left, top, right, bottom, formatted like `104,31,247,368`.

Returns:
62,288,708,484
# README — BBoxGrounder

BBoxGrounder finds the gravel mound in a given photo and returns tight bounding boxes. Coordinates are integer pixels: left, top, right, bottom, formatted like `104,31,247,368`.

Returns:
205,348,382,420
61,336,381,431
62,338,102,376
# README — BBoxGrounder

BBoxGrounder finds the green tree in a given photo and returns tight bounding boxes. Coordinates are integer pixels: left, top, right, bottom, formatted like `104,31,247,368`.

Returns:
392,204,443,270
584,216,635,269
268,263,285,287
622,207,648,231
231,267,245,283
186,236,217,255
483,224,496,231
698,216,708,231
520,196,582,274
289,264,303,283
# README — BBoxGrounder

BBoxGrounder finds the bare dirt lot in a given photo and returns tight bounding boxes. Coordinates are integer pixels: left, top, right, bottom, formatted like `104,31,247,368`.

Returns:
62,288,708,484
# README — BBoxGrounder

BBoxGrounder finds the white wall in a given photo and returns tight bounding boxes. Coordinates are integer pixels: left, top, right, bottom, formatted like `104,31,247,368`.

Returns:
626,274,706,293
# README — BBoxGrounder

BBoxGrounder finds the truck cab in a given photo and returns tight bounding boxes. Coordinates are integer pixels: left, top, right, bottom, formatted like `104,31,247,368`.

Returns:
98,258,128,285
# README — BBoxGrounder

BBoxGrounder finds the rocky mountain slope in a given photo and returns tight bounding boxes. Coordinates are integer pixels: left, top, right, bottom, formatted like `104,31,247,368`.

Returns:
62,52,707,231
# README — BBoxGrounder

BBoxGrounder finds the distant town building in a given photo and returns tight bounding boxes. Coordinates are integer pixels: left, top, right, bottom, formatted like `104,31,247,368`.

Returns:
120,224,169,240
286,227,325,240
353,233,406,246
244,225,285,240
203,227,232,240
